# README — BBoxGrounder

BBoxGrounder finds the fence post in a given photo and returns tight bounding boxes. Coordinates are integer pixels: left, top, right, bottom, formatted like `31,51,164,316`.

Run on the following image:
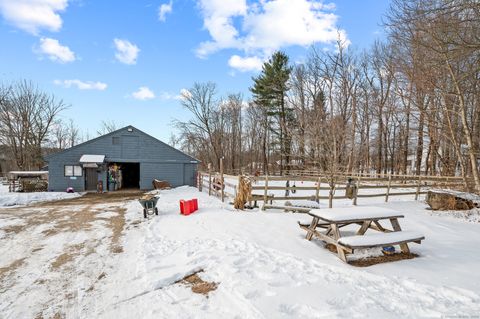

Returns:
328,180,334,208
220,157,224,202
385,173,392,202
385,173,392,203
208,169,212,196
353,175,361,206
198,172,202,192
315,177,321,203
415,175,422,200
262,175,269,211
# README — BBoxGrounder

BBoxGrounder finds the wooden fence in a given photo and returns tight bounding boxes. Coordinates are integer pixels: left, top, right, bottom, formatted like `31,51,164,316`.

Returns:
197,168,465,210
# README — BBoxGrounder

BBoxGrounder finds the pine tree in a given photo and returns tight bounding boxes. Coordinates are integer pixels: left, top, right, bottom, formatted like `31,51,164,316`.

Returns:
250,51,292,174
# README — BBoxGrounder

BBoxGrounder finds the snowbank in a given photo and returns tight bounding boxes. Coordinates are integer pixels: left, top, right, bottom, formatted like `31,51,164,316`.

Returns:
0,184,81,207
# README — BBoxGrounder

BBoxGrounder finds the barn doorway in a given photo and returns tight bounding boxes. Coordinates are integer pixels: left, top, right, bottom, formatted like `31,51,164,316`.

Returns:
108,162,140,190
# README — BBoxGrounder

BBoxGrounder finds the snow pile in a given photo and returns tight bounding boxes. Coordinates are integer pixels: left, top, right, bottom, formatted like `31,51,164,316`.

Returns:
0,184,81,207
428,208,480,223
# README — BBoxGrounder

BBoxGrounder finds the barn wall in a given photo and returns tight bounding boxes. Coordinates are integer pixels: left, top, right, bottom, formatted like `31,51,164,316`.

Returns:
47,158,86,192
183,163,197,186
46,126,199,191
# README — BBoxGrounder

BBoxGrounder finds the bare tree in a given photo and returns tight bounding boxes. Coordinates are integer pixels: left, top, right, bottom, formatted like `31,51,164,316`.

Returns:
0,80,67,170
97,120,119,136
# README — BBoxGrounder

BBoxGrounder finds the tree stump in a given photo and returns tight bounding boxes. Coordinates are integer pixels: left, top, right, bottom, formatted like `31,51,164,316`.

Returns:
426,191,477,210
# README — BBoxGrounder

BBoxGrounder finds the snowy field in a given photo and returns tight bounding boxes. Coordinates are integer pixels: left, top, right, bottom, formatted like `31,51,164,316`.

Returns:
1,186,480,318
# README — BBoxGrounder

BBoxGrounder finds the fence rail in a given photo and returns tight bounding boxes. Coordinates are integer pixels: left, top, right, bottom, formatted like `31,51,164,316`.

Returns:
197,168,466,209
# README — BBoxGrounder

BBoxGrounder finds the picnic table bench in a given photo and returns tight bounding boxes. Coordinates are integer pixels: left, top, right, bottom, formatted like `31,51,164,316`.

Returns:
298,206,424,263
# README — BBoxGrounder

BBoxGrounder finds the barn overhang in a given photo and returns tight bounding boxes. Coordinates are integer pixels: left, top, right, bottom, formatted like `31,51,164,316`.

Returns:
79,154,105,163
79,154,106,168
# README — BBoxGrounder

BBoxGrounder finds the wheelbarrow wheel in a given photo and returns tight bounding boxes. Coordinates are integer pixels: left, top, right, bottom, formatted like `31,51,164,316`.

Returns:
143,209,147,218
155,208,159,215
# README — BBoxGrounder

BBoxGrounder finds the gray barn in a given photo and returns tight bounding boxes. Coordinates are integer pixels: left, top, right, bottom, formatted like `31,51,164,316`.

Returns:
45,125,199,192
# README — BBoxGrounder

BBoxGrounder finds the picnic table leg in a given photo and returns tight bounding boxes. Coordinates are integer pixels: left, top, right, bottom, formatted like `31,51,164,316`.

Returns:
390,218,410,254
331,224,347,263
306,217,319,241
325,225,332,236
356,220,371,235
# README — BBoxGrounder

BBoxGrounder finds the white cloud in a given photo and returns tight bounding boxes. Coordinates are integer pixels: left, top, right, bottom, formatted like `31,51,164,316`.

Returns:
228,55,263,72
0,0,68,34
159,91,175,100
37,37,75,63
114,38,140,65
179,88,191,100
158,1,173,22
159,89,191,100
132,86,155,100
195,0,348,59
54,79,107,90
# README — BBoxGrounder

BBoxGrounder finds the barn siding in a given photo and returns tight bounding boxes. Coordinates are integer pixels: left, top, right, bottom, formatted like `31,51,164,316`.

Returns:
46,126,198,191
47,158,85,191
183,163,197,186
141,163,181,188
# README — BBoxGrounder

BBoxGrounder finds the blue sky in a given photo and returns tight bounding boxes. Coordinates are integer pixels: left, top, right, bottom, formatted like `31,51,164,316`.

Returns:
0,0,390,143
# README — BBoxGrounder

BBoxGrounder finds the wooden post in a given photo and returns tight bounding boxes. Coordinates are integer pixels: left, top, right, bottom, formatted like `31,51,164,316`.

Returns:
220,157,224,202
208,170,212,196
198,172,202,192
385,173,392,202
353,175,361,206
315,177,321,203
415,175,422,200
262,175,269,211
328,181,334,208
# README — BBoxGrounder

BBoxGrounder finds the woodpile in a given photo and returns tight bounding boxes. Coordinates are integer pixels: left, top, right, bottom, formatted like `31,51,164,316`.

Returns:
234,175,252,210
20,179,48,192
152,179,171,190
140,194,155,200
426,191,477,210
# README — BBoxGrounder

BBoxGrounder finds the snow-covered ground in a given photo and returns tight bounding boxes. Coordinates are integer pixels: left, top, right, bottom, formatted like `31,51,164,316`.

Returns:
1,186,480,318
0,184,81,207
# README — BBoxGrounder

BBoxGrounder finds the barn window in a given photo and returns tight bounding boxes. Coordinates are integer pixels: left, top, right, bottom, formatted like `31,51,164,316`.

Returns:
112,137,120,145
65,165,83,177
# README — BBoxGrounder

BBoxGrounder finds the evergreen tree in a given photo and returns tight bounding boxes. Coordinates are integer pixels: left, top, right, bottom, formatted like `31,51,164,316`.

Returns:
250,51,292,174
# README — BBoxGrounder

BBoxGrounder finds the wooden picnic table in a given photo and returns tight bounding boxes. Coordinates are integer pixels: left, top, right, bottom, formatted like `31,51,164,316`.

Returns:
299,206,424,263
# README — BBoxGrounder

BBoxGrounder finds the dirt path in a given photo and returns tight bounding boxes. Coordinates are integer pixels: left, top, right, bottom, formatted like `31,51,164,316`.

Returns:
0,191,144,319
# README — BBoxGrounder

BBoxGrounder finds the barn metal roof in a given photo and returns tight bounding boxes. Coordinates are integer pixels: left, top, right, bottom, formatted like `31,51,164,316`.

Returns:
79,154,105,163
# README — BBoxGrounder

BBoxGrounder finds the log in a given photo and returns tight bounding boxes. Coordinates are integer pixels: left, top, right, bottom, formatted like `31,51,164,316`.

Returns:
152,179,171,190
425,191,477,210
